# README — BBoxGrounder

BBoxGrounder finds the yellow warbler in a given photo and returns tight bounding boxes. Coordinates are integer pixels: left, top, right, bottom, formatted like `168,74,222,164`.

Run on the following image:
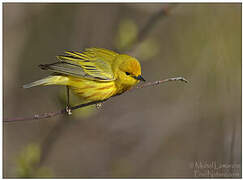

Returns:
23,48,145,106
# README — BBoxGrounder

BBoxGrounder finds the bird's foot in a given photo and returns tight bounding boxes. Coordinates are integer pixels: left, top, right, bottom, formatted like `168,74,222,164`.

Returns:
95,103,103,110
66,105,72,115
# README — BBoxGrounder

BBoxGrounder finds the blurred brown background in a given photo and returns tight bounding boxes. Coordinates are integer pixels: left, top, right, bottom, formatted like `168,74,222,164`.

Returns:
3,3,241,178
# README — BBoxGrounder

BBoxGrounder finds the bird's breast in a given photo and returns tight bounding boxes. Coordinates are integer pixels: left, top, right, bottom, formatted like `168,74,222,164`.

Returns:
68,77,117,102
114,82,133,95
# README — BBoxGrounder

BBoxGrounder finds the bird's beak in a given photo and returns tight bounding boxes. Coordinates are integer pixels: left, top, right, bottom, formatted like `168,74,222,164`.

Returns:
134,75,146,82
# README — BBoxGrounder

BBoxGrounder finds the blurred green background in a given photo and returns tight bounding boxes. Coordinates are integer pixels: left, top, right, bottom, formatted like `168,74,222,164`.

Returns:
3,3,241,178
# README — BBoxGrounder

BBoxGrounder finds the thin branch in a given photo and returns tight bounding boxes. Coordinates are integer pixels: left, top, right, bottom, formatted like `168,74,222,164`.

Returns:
3,100,106,123
136,77,189,88
4,110,65,123
4,77,188,123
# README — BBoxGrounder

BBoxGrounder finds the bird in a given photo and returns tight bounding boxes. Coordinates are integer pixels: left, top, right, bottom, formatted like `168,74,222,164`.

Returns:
23,48,145,113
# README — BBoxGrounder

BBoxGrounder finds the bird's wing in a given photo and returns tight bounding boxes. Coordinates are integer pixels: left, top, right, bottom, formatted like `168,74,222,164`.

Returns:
40,48,119,81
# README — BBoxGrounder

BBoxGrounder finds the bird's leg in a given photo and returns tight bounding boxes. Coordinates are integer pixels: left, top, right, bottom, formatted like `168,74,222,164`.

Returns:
66,86,72,115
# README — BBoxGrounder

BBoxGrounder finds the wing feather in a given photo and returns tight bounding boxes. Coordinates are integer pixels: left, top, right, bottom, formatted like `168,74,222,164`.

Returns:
40,48,119,81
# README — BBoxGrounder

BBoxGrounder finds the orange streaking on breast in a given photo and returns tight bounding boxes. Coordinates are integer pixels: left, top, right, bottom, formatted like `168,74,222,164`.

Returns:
68,76,117,102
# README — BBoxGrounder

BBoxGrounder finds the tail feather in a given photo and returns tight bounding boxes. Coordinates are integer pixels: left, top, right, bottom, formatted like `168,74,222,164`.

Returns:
23,76,69,88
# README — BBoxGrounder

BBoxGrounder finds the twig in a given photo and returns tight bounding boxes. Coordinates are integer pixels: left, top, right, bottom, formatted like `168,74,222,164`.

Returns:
4,77,188,123
4,110,65,123
4,100,106,123
137,77,189,88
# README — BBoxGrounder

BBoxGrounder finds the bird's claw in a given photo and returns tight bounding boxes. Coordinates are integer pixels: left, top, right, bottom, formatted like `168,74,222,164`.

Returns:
95,103,103,110
66,105,72,115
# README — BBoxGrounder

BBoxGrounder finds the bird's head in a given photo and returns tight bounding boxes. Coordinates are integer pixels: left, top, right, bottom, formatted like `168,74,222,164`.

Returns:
114,54,145,87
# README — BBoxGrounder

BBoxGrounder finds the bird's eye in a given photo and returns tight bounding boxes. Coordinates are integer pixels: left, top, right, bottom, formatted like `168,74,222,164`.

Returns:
125,72,130,76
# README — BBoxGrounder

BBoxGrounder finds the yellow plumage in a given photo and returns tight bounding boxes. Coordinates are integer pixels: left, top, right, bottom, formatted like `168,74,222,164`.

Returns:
23,48,145,102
